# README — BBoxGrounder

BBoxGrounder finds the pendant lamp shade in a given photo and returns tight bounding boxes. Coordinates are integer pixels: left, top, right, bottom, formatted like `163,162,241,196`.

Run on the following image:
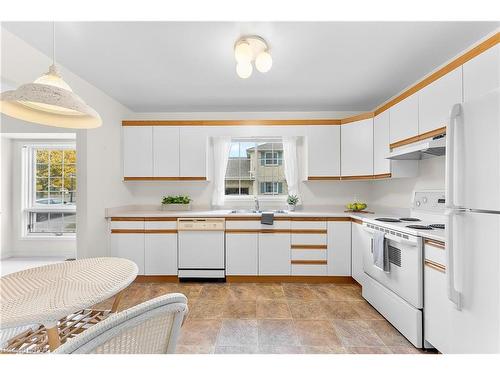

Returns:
1,64,102,129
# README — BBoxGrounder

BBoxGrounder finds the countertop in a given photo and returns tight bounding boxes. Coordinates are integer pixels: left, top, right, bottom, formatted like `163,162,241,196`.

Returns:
106,205,445,242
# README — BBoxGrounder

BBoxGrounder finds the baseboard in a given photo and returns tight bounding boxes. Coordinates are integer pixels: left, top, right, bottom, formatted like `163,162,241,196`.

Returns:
133,275,356,284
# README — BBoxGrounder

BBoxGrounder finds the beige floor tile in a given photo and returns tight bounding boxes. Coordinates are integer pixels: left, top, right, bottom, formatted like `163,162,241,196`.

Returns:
283,283,317,300
288,300,331,320
302,346,346,354
175,345,215,354
294,320,342,346
258,345,304,354
346,346,392,354
215,346,259,354
255,283,285,300
388,346,423,354
256,300,291,319
332,320,386,347
326,301,361,320
366,320,412,346
258,319,300,346
216,319,258,347
228,284,257,301
178,319,222,346
199,284,231,301
223,300,257,319
351,301,384,320
187,300,226,320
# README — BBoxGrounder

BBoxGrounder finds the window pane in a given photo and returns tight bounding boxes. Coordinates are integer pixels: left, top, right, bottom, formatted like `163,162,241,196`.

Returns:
64,150,76,164
64,164,77,178
30,212,49,232
36,150,49,164
63,191,77,204
36,164,49,178
49,150,63,164
49,163,63,177
63,177,77,191
36,192,49,202
63,212,76,231
49,178,63,192
36,178,49,191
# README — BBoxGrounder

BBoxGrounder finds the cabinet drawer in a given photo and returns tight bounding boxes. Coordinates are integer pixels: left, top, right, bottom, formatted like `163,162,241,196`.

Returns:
225,221,261,230
291,249,327,261
424,239,446,265
144,220,177,230
291,264,327,276
291,233,327,245
291,221,327,230
259,220,291,230
110,220,144,230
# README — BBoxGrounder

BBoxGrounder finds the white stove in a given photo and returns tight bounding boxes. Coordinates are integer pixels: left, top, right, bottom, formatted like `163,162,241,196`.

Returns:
360,191,445,349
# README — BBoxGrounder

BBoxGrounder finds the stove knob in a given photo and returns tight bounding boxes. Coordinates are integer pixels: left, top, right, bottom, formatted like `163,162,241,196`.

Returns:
416,200,421,207
422,197,428,204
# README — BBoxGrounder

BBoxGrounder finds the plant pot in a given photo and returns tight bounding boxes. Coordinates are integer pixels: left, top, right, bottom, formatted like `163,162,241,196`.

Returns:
288,204,296,212
161,203,192,211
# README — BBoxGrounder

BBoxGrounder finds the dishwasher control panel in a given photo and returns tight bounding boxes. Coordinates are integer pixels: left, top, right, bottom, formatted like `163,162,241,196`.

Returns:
177,218,225,231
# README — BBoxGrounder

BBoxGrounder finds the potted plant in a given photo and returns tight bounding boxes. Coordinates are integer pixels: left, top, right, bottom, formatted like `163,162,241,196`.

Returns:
287,194,299,211
161,195,192,211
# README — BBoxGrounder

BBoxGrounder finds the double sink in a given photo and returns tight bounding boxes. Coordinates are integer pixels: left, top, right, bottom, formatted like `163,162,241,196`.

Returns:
229,209,288,214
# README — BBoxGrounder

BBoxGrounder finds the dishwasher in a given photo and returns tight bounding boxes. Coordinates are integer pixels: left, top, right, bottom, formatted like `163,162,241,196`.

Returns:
177,218,226,280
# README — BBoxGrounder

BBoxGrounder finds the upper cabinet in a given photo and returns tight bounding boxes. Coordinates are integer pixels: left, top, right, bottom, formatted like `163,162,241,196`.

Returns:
419,67,462,135
373,111,391,176
153,127,180,177
463,44,500,102
307,126,341,178
179,127,207,178
123,126,153,177
389,93,419,145
341,118,373,177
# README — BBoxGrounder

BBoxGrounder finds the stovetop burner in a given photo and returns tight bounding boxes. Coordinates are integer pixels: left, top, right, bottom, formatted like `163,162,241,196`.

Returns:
406,225,434,230
399,217,421,222
429,224,445,229
375,218,401,223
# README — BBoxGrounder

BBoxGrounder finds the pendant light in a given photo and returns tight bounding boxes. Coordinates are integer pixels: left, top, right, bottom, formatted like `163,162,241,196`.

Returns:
0,23,102,129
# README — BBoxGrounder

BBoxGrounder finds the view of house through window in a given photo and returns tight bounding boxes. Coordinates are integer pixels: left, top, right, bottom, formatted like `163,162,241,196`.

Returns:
25,144,77,236
225,138,288,197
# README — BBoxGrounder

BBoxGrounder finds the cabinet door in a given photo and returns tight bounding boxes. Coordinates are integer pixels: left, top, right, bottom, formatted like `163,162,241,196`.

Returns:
110,233,145,274
307,126,341,177
373,111,391,175
145,233,177,275
389,94,419,144
179,127,207,178
226,233,258,275
424,261,451,352
327,221,351,276
463,44,500,102
259,233,290,275
153,127,180,177
419,67,462,135
123,126,152,177
341,118,373,176
351,222,369,285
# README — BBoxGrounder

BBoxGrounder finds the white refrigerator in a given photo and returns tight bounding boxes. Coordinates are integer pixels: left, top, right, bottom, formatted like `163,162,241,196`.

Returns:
445,88,500,353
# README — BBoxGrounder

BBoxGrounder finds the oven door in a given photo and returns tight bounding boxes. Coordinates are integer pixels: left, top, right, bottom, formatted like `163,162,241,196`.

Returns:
362,223,423,308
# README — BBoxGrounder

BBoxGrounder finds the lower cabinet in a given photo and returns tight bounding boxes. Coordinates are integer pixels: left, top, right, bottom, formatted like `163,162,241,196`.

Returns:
351,220,370,284
327,221,352,276
110,232,145,275
226,233,259,275
144,233,177,275
259,233,291,275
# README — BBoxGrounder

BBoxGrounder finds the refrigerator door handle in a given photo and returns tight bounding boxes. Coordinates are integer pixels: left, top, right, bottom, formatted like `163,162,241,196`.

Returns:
445,103,462,210
445,209,462,310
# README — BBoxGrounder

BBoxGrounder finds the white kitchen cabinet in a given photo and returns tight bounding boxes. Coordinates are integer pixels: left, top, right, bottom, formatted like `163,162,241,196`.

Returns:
419,67,462,135
123,126,153,178
259,233,291,275
373,111,391,175
341,118,373,176
110,232,145,275
327,221,351,276
351,221,369,285
144,233,178,275
389,93,419,144
463,44,500,102
307,126,341,178
179,127,207,178
226,233,259,275
153,127,180,177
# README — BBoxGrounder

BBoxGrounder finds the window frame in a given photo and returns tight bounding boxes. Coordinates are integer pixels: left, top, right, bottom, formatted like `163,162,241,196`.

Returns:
224,137,287,201
22,143,77,239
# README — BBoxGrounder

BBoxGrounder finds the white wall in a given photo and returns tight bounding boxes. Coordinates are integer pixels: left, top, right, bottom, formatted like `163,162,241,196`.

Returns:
0,137,12,258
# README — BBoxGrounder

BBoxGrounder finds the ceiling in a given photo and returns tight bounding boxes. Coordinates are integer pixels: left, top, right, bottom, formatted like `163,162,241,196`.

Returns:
2,22,498,113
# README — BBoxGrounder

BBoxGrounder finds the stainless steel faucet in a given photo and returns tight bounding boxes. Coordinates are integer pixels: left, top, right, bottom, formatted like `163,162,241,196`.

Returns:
254,196,260,211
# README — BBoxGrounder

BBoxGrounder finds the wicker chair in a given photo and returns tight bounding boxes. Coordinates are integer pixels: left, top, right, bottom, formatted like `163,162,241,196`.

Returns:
53,293,188,354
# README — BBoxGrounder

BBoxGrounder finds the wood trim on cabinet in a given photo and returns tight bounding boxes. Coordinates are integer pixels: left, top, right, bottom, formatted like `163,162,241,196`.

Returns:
290,229,327,234
124,176,207,181
144,217,178,221
341,112,374,124
122,119,342,126
225,229,261,234
424,239,445,249
291,260,328,265
372,173,392,180
340,175,376,181
352,218,363,225
111,229,145,234
290,217,350,221
259,229,292,234
424,259,446,273
225,275,355,284
307,176,342,181
225,216,291,221
375,32,500,116
390,127,447,149
291,244,327,250
144,229,177,234
110,217,145,221
135,275,179,283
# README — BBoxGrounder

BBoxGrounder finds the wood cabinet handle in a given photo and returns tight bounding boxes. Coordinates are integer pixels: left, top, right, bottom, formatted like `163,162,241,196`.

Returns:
424,239,445,249
424,259,446,273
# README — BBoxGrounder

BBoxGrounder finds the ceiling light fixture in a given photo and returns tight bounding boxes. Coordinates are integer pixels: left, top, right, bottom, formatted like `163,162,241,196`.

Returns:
0,22,102,129
234,36,272,79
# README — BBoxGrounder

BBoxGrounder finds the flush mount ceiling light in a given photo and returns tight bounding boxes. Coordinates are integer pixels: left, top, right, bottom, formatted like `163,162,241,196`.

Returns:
0,23,102,129
234,36,273,79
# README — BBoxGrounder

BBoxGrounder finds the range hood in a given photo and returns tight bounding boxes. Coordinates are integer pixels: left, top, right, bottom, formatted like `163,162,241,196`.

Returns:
386,135,446,160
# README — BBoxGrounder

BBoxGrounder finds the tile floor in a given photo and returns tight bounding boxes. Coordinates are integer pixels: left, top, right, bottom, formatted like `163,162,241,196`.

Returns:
93,281,431,354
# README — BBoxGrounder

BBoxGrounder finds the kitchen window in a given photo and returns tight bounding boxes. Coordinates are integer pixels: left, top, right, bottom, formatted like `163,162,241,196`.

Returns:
23,144,77,237
225,138,288,197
